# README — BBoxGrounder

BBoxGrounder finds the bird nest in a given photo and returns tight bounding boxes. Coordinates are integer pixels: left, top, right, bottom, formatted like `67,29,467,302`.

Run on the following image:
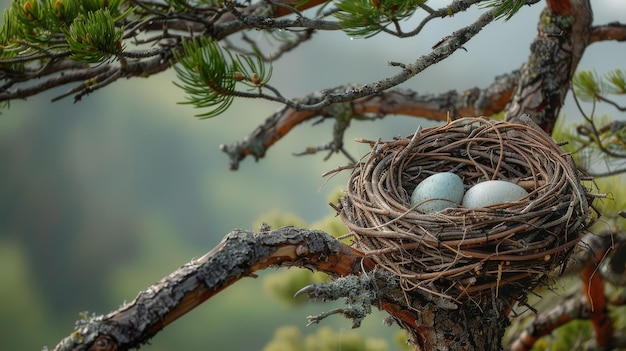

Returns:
337,117,594,303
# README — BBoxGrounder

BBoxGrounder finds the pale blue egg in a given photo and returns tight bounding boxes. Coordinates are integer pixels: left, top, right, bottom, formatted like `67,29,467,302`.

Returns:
410,172,465,213
462,180,528,208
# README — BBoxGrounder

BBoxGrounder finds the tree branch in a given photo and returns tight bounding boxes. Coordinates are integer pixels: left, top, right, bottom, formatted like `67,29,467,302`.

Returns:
590,22,626,44
50,227,367,351
220,70,520,169
505,0,593,133
287,6,501,111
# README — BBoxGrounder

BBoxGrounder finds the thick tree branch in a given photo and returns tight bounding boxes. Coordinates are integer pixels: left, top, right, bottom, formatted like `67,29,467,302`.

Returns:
590,22,626,43
505,0,592,133
221,70,520,169
50,227,369,351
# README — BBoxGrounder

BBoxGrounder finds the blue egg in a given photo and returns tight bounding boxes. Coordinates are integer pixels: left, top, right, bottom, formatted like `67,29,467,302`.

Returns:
410,172,465,213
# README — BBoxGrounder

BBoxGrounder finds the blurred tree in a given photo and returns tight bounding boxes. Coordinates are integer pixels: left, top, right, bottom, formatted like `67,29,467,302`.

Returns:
1,0,625,350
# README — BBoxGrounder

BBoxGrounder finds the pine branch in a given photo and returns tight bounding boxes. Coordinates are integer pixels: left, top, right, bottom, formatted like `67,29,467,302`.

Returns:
49,226,367,351
220,70,520,170
0,50,173,102
0,0,340,103
504,0,593,133
290,5,501,112
210,3,503,126
590,22,626,43
218,5,515,169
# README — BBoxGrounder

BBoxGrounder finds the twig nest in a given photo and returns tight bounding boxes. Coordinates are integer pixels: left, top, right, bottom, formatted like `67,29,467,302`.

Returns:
338,117,595,303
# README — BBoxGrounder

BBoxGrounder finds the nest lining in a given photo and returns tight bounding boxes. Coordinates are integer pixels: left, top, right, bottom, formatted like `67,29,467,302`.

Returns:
338,117,594,303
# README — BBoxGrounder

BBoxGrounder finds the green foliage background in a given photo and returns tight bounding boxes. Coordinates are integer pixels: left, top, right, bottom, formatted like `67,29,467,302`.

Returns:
1,1,625,350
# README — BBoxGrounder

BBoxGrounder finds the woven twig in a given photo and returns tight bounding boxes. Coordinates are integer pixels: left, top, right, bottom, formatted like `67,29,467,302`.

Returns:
338,117,594,303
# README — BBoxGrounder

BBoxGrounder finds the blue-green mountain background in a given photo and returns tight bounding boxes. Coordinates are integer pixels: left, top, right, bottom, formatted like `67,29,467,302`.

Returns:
1,1,624,349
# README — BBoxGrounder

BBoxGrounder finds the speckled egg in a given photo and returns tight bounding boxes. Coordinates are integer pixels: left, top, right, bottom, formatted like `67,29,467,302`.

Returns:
410,172,465,213
462,180,528,208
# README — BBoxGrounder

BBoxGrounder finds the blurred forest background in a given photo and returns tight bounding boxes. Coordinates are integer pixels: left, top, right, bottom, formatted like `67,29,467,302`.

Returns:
1,0,625,350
